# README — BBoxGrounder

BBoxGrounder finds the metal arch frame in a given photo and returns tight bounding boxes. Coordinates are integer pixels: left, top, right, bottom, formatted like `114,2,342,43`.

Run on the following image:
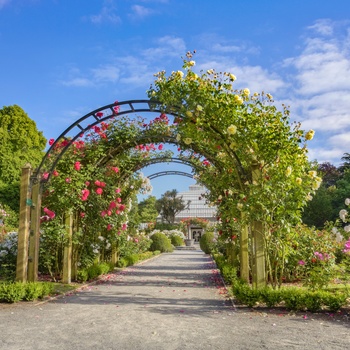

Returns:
34,98,247,185
147,171,193,180
34,99,177,180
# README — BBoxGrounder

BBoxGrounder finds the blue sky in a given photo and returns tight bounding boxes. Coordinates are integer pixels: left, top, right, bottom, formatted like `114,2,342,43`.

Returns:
1,0,350,198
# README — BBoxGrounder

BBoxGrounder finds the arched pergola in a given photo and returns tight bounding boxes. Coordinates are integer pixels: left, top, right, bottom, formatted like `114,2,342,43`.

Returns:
16,99,248,284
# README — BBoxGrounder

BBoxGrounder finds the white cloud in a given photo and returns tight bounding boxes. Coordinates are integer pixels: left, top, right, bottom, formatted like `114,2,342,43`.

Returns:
61,77,93,87
141,36,186,60
92,65,120,83
307,19,334,36
196,58,286,94
129,5,154,19
282,19,350,164
89,0,121,24
328,132,350,149
307,147,345,165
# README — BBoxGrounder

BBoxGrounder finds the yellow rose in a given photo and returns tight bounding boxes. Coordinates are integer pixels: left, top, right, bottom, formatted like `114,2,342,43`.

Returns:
243,88,250,96
296,177,302,185
305,130,315,141
176,134,181,141
186,111,193,118
188,60,195,66
196,105,203,112
229,74,236,81
176,71,184,78
234,95,244,105
184,137,192,145
285,166,292,177
227,124,237,135
308,170,317,178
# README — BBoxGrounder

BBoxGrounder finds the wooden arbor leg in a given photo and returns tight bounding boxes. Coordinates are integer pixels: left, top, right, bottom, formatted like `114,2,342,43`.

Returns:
15,163,32,282
239,213,250,283
28,176,42,282
252,220,266,289
62,212,73,284
251,162,266,289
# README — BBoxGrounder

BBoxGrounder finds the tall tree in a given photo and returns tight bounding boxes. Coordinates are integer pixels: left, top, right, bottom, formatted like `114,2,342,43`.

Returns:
138,195,158,223
0,105,46,184
155,189,190,224
318,162,341,187
0,105,46,212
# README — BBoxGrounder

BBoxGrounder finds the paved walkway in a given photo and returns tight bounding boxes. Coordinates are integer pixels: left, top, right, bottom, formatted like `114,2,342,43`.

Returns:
0,250,349,350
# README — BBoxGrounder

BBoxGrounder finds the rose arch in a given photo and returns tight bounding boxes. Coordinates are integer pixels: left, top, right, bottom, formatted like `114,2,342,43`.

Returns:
16,57,319,289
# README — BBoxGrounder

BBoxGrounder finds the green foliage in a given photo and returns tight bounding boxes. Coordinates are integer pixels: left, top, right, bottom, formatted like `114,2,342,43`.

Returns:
232,280,261,308
259,287,283,308
86,262,112,280
124,254,139,266
170,234,184,246
302,184,334,228
221,264,238,284
23,282,54,301
0,282,54,303
0,282,25,303
150,232,174,253
199,232,215,254
0,105,46,184
138,195,159,224
77,269,89,283
231,282,349,312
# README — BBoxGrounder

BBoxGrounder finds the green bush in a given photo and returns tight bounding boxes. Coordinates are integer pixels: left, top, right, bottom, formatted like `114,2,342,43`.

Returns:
323,292,348,312
152,250,161,256
77,269,89,282
124,254,139,266
117,258,128,268
221,265,237,284
150,233,174,253
0,282,25,303
170,234,184,246
23,282,43,301
231,280,349,312
199,232,215,254
281,288,307,311
138,251,154,261
259,287,283,308
232,280,261,308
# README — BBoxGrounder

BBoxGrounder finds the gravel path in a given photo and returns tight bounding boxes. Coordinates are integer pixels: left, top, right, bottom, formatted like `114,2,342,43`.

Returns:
0,249,349,350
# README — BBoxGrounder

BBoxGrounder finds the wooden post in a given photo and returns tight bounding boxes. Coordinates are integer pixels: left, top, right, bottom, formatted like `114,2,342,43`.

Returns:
15,163,32,282
239,218,250,283
111,242,119,267
251,162,266,289
252,220,266,289
27,176,41,282
62,212,73,284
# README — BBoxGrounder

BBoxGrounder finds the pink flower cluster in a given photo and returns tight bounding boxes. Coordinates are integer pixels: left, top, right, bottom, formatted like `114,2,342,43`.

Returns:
314,251,330,261
344,240,350,254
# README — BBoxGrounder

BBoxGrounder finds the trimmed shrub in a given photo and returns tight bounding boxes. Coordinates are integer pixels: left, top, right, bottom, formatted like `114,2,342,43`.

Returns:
199,232,215,254
170,234,184,246
77,269,89,282
232,280,261,307
117,258,128,268
124,254,139,266
260,287,283,308
0,282,25,303
150,233,174,253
